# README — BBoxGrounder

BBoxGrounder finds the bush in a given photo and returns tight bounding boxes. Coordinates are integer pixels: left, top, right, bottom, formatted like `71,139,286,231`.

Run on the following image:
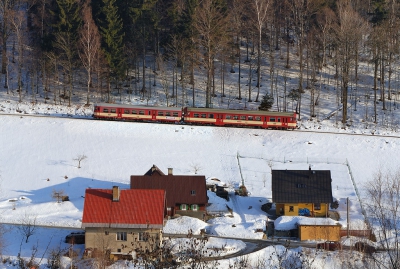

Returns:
258,93,274,111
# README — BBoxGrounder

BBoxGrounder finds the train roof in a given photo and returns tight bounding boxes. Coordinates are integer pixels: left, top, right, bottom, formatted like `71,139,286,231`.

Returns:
185,107,296,117
94,103,182,111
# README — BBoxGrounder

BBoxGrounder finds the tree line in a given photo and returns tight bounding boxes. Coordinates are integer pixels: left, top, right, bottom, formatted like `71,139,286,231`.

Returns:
1,0,399,124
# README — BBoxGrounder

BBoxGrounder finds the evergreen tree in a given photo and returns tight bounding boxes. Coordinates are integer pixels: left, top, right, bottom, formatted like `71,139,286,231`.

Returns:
370,0,388,24
52,0,82,105
258,92,274,111
99,0,125,83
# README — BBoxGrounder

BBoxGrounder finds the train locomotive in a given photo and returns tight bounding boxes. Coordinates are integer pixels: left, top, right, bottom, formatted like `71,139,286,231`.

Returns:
93,103,297,129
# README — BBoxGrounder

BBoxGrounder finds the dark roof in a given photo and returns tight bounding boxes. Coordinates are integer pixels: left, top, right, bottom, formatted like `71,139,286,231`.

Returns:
272,170,333,204
131,167,208,207
82,188,165,229
144,164,166,176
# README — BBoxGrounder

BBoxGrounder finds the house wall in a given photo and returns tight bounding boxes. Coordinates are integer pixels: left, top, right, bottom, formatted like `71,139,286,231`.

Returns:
276,203,328,217
84,227,162,258
174,203,207,220
298,225,341,241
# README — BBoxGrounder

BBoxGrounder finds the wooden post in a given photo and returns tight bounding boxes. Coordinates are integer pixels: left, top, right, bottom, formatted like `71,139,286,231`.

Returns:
347,197,350,238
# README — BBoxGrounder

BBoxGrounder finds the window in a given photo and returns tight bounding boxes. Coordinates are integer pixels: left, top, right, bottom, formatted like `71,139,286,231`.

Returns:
255,116,261,121
248,116,253,121
194,113,199,118
191,204,199,211
173,112,179,117
166,112,171,116
180,204,188,210
139,110,144,115
289,206,294,212
132,110,137,114
190,190,196,196
240,116,246,120
270,117,275,122
233,115,239,120
111,109,116,113
201,114,206,118
103,108,109,113
158,111,164,116
209,114,214,119
277,118,281,122
138,232,149,241
124,110,129,114
226,115,231,119
314,203,321,210
116,232,127,241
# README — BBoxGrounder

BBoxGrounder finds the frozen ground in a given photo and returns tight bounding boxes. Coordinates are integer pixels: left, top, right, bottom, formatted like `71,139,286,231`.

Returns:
0,100,398,268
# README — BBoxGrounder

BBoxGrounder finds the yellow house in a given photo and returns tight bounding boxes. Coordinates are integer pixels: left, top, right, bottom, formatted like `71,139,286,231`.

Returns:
272,168,333,217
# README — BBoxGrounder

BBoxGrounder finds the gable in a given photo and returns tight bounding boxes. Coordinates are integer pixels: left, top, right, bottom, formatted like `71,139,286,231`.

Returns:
272,170,333,204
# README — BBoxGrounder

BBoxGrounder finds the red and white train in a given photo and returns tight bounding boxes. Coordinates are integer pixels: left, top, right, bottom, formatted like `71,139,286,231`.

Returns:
93,103,297,129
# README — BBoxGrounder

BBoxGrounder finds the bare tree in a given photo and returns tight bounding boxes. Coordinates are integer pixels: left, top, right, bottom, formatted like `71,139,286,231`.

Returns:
248,0,271,102
18,213,38,243
364,169,400,269
10,10,26,102
73,154,87,168
51,189,65,203
334,0,366,125
79,0,101,106
195,0,230,108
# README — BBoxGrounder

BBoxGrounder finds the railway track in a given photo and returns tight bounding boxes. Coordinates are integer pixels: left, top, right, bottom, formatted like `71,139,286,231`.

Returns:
1,112,399,139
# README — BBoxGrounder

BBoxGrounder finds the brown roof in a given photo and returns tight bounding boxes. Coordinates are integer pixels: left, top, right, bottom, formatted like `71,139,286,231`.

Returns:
272,169,333,204
131,168,208,208
144,164,166,176
81,188,166,229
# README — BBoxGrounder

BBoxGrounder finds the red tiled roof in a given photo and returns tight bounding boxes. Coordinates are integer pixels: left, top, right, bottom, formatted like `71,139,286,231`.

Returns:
82,188,165,229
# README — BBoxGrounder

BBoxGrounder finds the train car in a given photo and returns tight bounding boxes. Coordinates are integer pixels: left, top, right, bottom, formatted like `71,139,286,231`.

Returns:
94,103,183,123
183,107,297,129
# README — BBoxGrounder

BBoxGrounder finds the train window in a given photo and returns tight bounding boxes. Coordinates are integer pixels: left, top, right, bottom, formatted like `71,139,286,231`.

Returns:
158,111,164,116
209,114,214,118
111,109,116,113
103,108,109,113
201,114,206,118
139,111,144,115
248,116,253,120
226,115,231,119
255,116,261,121
194,113,199,118
165,112,171,116
233,115,238,120
124,110,129,114
290,117,294,121
240,116,246,120
132,110,137,114
270,117,275,122
173,112,179,117
277,118,281,122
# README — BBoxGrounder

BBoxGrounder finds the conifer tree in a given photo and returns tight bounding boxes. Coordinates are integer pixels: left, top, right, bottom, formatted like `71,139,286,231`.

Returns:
52,0,82,106
99,0,125,100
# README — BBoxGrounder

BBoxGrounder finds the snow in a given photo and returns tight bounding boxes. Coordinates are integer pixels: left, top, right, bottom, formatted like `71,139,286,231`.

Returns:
274,216,338,231
0,99,398,268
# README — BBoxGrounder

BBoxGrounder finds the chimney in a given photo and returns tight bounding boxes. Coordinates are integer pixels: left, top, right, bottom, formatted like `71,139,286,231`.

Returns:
309,165,311,171
151,164,156,172
168,168,173,175
112,186,120,202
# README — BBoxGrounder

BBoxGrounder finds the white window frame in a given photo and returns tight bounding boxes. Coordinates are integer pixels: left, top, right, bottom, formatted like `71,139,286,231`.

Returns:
116,232,127,241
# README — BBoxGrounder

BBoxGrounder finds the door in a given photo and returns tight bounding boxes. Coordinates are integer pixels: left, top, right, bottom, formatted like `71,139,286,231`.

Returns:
117,108,123,119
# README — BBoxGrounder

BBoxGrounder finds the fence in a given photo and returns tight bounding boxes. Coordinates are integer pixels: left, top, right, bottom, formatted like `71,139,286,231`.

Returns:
340,229,373,240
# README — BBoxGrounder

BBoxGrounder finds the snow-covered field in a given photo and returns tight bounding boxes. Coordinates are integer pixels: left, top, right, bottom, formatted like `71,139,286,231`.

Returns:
0,100,399,268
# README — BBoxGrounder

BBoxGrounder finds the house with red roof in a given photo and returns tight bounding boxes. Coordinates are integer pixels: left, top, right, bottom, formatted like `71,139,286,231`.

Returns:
81,186,166,260
130,165,208,220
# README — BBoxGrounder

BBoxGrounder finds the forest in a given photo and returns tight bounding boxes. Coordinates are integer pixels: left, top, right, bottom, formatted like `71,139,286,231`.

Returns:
0,0,398,125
